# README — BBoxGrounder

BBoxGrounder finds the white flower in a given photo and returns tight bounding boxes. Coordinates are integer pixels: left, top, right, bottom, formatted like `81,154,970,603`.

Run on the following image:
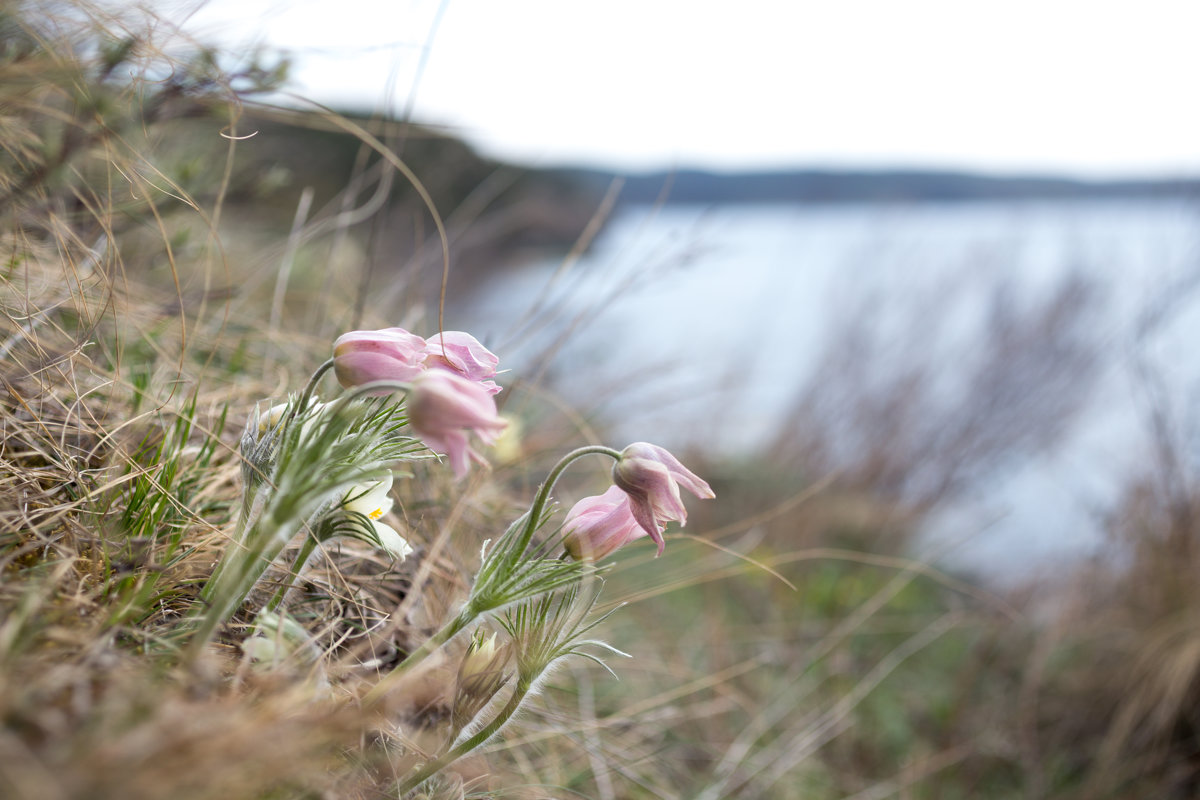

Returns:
342,475,413,561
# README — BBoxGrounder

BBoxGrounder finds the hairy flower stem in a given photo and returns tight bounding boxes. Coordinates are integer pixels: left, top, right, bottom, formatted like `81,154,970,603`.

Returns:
185,513,293,663
515,445,622,554
333,379,414,410
361,607,475,707
264,534,320,614
395,678,532,795
187,377,420,664
363,446,619,702
287,357,335,427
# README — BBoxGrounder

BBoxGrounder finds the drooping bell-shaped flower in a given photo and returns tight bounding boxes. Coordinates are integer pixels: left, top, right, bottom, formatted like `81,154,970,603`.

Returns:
332,327,427,389
342,475,413,560
408,370,508,478
562,485,661,559
612,442,714,546
423,331,500,384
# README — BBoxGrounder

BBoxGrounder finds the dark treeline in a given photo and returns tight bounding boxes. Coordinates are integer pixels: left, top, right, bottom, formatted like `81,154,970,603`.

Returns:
223,108,1200,218
222,105,1200,224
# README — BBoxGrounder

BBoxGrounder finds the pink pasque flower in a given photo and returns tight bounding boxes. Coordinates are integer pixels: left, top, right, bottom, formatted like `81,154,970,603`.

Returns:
612,442,715,544
408,370,508,478
333,327,427,389
562,485,660,560
423,331,500,386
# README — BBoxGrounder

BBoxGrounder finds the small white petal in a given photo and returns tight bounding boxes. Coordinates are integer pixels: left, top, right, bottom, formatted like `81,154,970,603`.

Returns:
371,520,413,561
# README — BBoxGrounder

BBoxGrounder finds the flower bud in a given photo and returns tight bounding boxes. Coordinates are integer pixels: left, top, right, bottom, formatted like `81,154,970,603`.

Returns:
257,401,292,434
408,370,508,478
254,398,324,438
457,631,512,697
612,443,714,551
242,611,316,667
332,327,427,389
453,630,512,731
562,485,657,560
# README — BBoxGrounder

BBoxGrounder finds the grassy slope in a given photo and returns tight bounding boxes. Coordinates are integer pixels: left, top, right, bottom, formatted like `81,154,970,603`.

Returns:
3,4,1200,799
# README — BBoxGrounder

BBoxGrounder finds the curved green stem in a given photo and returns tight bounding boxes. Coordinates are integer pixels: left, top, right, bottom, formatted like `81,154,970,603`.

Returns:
361,605,476,707
265,534,320,614
288,363,413,430
185,514,284,663
335,379,414,404
364,445,619,704
516,445,621,554
396,679,531,795
288,357,335,427
468,444,620,609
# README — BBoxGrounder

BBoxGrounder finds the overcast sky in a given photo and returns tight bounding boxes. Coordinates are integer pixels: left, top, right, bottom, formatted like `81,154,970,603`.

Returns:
174,0,1200,176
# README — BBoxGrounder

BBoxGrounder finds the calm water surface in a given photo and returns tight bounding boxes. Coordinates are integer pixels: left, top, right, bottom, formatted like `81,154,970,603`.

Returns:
461,198,1200,579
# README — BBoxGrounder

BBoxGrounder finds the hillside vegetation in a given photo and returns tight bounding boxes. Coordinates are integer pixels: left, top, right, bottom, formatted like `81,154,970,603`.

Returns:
3,4,1200,799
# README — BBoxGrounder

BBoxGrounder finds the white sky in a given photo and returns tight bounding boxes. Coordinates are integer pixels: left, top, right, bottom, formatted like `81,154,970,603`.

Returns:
171,0,1200,176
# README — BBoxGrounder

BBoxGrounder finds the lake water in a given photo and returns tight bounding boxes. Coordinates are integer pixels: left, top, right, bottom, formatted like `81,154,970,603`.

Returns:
460,198,1200,579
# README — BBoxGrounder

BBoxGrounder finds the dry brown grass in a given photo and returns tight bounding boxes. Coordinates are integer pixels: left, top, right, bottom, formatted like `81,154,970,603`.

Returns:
7,3,1200,799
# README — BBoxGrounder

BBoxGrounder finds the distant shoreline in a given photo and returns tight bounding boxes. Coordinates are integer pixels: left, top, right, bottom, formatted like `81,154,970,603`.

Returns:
557,167,1200,206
